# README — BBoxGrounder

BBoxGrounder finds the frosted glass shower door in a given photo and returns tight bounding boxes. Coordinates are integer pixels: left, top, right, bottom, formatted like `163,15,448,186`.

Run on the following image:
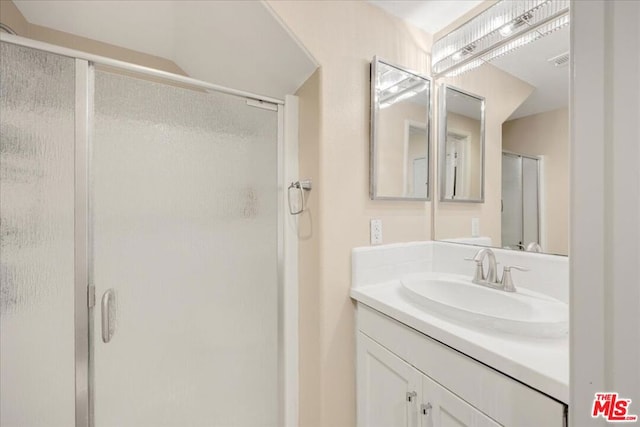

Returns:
92,70,279,426
501,153,523,249
0,42,76,427
502,153,540,250
522,157,540,246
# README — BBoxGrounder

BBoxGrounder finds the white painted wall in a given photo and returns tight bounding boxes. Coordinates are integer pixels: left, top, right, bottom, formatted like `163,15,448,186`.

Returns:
571,1,640,425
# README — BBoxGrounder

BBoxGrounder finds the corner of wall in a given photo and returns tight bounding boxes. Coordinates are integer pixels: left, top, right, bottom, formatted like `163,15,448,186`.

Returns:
294,67,323,427
251,2,436,425
0,0,187,76
0,0,29,35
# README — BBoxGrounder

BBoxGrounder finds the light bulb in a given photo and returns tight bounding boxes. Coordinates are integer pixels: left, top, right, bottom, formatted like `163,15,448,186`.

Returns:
499,23,514,37
452,52,462,61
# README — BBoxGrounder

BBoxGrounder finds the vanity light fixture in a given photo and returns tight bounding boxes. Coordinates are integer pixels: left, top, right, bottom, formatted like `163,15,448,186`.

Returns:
451,44,476,62
499,12,533,37
432,0,569,77
499,24,515,37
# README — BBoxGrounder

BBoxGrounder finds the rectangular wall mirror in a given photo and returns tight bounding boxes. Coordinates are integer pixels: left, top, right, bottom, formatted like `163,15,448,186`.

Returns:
438,85,485,203
370,56,431,200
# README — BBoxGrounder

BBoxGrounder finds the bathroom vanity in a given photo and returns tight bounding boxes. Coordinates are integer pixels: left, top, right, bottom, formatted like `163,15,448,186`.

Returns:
351,242,569,427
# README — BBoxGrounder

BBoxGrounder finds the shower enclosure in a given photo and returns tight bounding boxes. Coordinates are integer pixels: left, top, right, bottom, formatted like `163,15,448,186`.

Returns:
0,35,292,427
501,152,540,250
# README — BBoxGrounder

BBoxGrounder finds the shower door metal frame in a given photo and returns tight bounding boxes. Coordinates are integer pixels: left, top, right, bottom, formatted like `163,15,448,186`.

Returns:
0,33,294,427
74,57,91,427
501,150,542,248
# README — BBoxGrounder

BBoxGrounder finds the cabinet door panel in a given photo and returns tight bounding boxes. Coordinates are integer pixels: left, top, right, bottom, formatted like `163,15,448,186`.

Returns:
422,375,500,427
357,333,422,427
357,304,566,426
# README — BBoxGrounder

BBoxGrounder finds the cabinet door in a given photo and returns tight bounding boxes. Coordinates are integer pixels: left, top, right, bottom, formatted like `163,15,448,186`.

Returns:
357,333,422,427
421,376,500,427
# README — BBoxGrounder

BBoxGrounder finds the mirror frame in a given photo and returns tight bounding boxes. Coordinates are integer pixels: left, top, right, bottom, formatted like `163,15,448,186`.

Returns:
438,84,486,203
370,56,432,201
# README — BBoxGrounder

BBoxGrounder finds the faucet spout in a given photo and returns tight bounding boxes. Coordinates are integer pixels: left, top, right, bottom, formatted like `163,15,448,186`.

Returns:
472,248,498,284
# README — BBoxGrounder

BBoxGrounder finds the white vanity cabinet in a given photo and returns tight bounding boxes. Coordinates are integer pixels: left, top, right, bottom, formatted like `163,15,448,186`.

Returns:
421,375,501,427
358,333,500,427
357,333,422,427
356,304,567,427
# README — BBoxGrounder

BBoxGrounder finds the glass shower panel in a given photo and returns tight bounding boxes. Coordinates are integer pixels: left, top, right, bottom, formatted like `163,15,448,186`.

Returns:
92,70,279,426
522,157,540,246
0,43,76,426
501,153,523,249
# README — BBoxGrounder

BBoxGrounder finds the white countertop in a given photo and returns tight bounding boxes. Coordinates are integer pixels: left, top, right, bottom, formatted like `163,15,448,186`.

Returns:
351,280,569,404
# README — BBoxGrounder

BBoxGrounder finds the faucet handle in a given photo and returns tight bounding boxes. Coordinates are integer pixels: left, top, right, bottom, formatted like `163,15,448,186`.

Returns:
501,265,529,292
503,265,529,272
464,257,485,283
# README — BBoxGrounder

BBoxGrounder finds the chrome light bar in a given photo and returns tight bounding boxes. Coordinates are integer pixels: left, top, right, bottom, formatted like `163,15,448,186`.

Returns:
432,0,570,77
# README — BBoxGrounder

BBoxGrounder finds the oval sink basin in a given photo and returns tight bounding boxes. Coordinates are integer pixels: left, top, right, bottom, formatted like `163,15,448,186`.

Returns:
400,273,568,338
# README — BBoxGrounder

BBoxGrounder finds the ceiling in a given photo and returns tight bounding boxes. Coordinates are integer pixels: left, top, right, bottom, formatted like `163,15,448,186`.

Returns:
368,0,484,35
13,1,568,117
491,26,569,119
13,0,317,100
369,1,569,120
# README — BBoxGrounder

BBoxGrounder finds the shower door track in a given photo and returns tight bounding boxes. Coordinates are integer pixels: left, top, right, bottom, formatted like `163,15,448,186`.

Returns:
0,33,284,105
0,33,294,427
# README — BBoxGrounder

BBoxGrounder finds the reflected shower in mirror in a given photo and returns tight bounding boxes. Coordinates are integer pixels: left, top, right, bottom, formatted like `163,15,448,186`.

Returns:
370,57,431,200
498,27,569,256
439,85,485,202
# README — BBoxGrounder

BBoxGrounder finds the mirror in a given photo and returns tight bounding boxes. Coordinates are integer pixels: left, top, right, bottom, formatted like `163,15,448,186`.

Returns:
433,26,569,256
370,57,431,200
438,85,485,202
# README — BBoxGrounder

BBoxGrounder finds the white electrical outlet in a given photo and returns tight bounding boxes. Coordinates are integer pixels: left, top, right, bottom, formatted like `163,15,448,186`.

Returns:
370,219,383,245
471,218,480,237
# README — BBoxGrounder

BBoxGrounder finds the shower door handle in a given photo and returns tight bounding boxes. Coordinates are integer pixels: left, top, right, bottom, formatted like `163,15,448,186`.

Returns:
101,289,116,343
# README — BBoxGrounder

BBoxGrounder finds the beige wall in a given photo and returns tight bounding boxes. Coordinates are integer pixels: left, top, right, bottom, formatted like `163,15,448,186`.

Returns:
268,1,433,426
295,68,323,425
0,0,29,35
377,100,428,196
0,0,185,75
503,108,569,255
434,65,534,244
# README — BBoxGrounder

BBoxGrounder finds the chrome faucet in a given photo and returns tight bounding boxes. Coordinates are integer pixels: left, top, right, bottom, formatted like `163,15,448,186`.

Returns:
526,242,543,253
465,248,529,292
466,248,499,285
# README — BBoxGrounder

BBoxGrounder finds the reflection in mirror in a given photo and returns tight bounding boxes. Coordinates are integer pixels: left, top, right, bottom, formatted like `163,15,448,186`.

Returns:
371,57,431,200
439,85,484,202
498,26,569,256
502,152,541,251
433,25,569,256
